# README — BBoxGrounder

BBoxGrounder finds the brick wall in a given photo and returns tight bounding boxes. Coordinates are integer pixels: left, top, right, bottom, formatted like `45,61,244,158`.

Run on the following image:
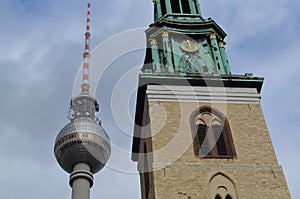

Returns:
141,101,290,199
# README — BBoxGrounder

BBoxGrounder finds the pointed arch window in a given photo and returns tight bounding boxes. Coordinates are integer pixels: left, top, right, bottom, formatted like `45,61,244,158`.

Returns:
190,106,236,158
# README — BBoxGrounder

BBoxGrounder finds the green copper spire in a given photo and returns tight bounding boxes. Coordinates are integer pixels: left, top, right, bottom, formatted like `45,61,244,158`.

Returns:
153,0,203,22
142,0,232,76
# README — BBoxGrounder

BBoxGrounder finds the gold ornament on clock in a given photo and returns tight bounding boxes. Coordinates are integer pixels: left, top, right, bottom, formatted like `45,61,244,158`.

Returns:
179,39,200,52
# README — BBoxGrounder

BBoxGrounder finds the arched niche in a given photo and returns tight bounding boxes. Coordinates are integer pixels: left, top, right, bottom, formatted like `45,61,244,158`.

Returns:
209,173,238,199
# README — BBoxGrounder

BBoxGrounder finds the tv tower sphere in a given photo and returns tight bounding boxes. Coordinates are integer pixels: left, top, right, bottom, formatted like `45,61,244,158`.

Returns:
54,95,111,174
54,2,111,175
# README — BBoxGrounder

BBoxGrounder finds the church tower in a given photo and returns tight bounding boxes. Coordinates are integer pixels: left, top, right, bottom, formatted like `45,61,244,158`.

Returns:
132,0,291,198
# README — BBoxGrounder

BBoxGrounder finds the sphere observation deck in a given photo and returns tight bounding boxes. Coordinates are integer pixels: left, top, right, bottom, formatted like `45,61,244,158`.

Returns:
54,95,111,174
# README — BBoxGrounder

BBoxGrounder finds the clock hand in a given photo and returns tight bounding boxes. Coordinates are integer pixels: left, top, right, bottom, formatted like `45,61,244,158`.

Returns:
187,40,191,49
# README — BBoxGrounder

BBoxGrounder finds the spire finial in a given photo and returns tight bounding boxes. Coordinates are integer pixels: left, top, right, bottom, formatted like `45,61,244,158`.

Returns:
81,2,91,94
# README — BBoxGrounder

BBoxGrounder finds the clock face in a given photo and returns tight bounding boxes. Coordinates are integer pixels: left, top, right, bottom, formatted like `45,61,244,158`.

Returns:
179,40,200,52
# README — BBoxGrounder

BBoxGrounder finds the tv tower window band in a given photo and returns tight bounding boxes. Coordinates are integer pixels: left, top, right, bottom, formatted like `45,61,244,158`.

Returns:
54,3,111,199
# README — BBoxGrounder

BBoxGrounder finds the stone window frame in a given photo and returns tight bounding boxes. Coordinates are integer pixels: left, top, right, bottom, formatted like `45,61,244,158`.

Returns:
209,173,238,199
190,106,236,158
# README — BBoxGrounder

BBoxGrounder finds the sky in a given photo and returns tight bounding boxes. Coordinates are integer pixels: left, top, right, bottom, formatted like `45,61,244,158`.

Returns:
0,0,299,198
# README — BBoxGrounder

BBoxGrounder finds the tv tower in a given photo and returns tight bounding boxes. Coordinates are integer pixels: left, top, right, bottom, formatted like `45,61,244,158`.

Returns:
54,3,111,199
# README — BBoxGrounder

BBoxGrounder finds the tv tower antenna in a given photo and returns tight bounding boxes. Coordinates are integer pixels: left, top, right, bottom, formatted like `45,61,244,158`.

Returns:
54,3,111,199
82,2,91,94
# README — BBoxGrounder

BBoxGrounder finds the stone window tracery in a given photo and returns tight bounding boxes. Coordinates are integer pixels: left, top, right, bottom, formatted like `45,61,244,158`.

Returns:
190,106,236,158
209,173,238,199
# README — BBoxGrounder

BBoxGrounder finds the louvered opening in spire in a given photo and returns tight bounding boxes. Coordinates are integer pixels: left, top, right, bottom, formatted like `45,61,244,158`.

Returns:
153,0,202,22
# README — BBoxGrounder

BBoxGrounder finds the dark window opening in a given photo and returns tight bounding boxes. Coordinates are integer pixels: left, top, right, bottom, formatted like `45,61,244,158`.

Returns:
197,123,230,157
161,0,167,16
190,106,236,159
226,195,232,199
215,195,222,199
197,124,206,148
181,0,191,14
217,63,220,70
197,124,211,156
171,0,181,13
163,57,167,66
213,124,228,156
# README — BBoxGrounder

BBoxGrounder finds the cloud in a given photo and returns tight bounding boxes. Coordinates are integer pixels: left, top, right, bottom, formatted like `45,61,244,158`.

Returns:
202,0,288,44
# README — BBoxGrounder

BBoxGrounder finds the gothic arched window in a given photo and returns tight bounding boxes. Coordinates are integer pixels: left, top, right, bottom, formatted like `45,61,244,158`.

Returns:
190,106,236,158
